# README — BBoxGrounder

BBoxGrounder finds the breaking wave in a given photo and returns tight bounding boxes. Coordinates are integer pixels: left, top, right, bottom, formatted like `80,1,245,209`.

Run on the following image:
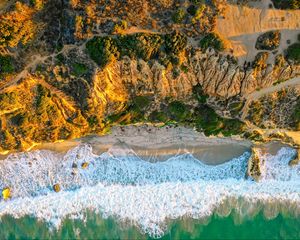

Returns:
0,143,299,237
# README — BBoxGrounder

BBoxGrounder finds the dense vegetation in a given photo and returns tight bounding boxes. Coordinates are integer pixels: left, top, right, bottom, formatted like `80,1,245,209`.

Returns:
0,55,14,75
271,0,300,9
291,97,300,130
199,33,225,51
172,8,186,23
0,2,36,48
106,84,245,137
86,32,187,68
255,31,281,50
286,43,300,63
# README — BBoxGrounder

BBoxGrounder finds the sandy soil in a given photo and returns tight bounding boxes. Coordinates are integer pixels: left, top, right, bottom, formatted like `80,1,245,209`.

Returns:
28,124,253,165
1,124,291,164
241,77,300,119
216,2,300,64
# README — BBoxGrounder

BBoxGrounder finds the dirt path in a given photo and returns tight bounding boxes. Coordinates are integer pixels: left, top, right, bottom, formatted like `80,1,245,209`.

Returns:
216,3,300,64
241,76,300,119
0,41,89,93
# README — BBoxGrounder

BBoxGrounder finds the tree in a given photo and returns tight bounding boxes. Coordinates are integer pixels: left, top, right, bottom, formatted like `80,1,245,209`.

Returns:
199,33,225,51
172,8,186,24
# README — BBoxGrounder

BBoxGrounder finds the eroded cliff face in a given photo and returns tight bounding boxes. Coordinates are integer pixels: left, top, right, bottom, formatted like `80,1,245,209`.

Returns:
0,43,299,153
0,0,299,153
92,48,300,101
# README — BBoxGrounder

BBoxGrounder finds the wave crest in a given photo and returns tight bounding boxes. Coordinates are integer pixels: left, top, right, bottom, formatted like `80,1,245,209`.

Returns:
0,144,299,237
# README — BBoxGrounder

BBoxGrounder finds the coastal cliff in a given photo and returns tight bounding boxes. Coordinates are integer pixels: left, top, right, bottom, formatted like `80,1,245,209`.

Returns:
0,0,299,153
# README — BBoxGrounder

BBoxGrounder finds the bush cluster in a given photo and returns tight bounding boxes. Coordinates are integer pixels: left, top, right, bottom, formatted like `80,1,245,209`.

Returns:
286,43,300,63
0,55,14,75
106,84,245,137
271,0,300,9
255,31,281,50
86,32,187,68
199,33,225,52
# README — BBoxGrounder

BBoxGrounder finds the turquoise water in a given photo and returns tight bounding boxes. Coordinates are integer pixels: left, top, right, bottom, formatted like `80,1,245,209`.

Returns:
1,212,300,239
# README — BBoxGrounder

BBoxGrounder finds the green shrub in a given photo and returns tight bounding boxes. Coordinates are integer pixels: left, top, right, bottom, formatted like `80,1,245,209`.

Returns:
149,111,168,122
255,31,281,50
191,5,206,23
199,33,224,52
193,104,244,136
0,92,18,109
168,101,189,121
35,84,51,112
164,31,187,55
87,33,188,67
0,55,14,75
132,96,151,111
0,130,17,150
87,115,98,128
291,97,300,130
192,84,208,104
117,33,163,61
72,62,88,76
86,37,119,67
187,5,197,16
114,20,128,33
271,0,300,9
10,113,26,126
172,8,186,24
286,43,300,63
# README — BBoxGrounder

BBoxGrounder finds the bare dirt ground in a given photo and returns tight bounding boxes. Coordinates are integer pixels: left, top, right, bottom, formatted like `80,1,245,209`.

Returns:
216,1,300,64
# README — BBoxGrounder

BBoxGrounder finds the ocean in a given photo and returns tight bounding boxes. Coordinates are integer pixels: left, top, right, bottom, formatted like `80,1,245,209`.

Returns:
0,143,299,239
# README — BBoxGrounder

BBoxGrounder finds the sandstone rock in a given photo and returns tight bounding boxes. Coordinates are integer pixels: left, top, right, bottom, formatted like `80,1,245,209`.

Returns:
289,149,300,166
247,147,262,181
53,184,61,192
94,49,300,105
81,162,89,169
2,188,11,200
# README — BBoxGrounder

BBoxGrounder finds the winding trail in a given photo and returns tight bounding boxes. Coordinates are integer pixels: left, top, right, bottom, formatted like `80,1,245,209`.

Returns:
0,40,90,93
241,76,300,120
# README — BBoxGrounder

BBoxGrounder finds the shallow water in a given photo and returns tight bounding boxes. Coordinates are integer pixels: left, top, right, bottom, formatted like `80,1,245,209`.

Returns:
0,143,299,239
1,212,300,239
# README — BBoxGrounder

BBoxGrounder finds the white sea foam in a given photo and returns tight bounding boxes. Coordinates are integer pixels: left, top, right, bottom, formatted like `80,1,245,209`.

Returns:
0,144,299,237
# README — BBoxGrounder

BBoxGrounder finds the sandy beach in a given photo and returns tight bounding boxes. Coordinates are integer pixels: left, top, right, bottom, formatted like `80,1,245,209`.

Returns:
1,124,292,165
26,124,253,165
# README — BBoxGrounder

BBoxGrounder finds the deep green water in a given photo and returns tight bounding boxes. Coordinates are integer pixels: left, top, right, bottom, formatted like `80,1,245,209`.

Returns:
1,212,300,240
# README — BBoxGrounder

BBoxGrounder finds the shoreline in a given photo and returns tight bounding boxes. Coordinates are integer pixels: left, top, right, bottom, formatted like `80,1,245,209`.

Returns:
0,124,291,165
35,125,253,165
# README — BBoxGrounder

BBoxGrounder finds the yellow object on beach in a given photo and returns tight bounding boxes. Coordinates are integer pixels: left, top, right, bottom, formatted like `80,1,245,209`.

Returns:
81,162,89,169
2,188,11,200
53,184,61,192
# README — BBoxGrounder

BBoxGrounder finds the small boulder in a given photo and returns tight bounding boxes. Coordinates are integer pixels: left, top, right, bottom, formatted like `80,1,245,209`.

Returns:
289,148,300,166
81,162,89,169
53,184,61,192
2,188,11,200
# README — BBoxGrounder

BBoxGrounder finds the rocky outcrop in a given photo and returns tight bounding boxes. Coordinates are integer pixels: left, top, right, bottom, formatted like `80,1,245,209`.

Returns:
247,147,262,181
2,187,11,200
93,49,300,103
53,184,61,192
289,148,300,166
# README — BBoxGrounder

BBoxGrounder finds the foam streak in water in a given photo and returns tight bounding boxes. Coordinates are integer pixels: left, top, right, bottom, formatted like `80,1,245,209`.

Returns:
0,144,299,237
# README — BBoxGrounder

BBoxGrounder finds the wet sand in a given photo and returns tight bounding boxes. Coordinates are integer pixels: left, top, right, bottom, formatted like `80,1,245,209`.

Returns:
27,125,252,165
1,125,291,164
